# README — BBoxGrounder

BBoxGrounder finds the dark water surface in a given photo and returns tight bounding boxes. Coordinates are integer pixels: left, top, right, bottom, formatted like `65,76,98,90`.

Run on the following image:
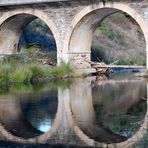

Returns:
0,74,147,147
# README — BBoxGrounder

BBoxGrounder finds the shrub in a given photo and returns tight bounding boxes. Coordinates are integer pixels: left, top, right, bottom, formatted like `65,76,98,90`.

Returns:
10,67,32,83
0,64,12,85
29,64,46,82
0,59,73,86
49,62,73,79
3,54,28,64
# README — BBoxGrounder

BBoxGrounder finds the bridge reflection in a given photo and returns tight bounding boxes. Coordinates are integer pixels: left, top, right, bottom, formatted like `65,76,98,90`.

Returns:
0,77,147,147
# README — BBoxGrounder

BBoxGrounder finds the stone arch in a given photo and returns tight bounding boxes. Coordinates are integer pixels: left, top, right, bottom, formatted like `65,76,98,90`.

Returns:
65,2,148,69
0,9,61,56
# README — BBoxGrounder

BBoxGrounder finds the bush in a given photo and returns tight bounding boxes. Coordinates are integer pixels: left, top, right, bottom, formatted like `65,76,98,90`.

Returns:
116,57,146,66
0,58,73,86
0,64,12,85
30,65,46,82
3,54,28,64
49,62,73,79
10,67,32,83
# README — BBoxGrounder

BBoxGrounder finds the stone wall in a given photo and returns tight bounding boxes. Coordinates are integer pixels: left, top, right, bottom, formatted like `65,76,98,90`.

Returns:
0,0,68,6
0,0,148,69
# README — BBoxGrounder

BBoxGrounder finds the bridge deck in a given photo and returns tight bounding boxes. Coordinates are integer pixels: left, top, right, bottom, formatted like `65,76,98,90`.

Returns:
0,0,69,6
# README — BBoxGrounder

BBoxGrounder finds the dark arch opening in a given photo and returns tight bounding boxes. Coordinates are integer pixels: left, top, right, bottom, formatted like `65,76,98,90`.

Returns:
0,13,57,65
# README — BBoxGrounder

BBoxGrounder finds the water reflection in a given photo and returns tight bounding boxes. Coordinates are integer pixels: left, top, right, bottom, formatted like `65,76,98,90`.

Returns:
70,77,147,145
0,89,58,138
0,75,147,147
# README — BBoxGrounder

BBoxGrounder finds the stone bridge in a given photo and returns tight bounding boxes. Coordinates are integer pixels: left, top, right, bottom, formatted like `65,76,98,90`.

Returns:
0,0,148,72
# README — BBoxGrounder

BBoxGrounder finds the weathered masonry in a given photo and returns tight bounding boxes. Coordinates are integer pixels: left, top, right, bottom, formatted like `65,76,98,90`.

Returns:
0,0,148,71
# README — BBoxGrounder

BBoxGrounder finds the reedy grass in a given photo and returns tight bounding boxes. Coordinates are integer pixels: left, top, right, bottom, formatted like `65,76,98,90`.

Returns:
0,62,73,86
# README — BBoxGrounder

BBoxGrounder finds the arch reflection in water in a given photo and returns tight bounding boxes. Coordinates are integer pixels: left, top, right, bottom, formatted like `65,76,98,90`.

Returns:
0,77,147,147
70,77,147,145
0,87,58,138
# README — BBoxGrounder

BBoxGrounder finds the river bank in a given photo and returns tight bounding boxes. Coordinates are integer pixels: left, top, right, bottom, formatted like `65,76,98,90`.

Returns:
0,63,73,87
0,47,74,87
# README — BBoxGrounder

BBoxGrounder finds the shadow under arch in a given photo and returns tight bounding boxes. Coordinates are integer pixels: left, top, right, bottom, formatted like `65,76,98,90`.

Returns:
0,9,61,59
65,2,148,69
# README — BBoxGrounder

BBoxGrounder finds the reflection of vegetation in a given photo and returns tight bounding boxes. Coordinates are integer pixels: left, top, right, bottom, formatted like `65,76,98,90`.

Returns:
133,130,148,148
127,101,146,116
92,81,147,142
104,114,143,138
48,79,73,89
102,101,146,138
0,79,73,95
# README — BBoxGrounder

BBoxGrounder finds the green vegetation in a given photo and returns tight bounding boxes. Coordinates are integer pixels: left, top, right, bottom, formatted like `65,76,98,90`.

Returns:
116,57,146,66
0,63,73,86
98,23,124,45
92,12,146,66
6,46,57,64
0,78,73,95
30,19,51,34
101,100,147,147
133,131,148,148
92,44,146,65
0,49,74,87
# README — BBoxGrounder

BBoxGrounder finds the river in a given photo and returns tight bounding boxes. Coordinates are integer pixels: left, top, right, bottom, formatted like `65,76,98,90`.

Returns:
0,73,147,148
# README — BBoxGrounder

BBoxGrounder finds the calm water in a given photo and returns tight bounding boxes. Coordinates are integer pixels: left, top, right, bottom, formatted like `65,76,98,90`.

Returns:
0,74,147,147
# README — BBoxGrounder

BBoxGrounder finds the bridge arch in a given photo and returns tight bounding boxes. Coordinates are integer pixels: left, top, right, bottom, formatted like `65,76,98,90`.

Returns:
0,9,61,57
66,2,148,69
